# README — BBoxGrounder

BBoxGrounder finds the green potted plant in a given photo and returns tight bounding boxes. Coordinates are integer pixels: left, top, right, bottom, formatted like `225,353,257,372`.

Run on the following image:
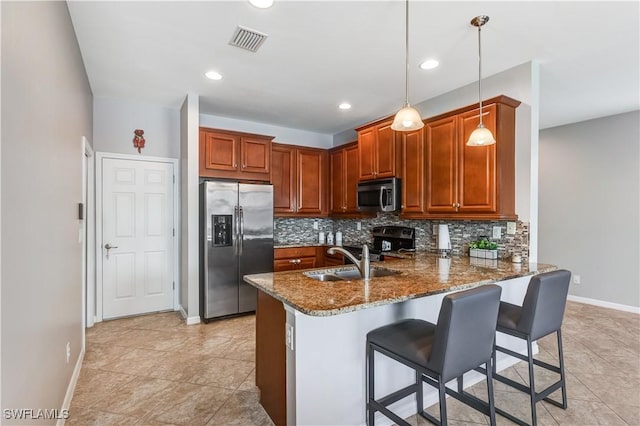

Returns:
469,238,498,259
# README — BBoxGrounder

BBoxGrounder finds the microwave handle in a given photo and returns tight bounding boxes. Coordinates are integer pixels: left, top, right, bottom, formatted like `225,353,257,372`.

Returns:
379,186,385,208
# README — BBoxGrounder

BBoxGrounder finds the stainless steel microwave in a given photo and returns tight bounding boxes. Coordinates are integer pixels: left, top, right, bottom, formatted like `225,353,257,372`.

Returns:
357,178,401,212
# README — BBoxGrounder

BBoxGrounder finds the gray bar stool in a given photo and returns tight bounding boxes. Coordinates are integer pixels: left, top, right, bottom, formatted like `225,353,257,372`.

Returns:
366,285,502,426
491,269,571,426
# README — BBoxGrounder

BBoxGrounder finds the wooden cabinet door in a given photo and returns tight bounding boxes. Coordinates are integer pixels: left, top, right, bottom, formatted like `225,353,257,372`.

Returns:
401,128,425,214
272,144,296,215
358,127,376,180
329,149,345,213
297,257,317,269
242,137,270,175
297,148,326,215
425,116,458,214
375,121,396,178
458,104,497,213
200,130,239,173
344,144,360,213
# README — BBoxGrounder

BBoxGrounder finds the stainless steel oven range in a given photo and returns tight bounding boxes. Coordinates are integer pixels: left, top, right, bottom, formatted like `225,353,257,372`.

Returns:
340,225,415,264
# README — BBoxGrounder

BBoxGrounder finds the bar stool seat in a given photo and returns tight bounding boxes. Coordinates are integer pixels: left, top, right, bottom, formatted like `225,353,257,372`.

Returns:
492,269,571,426
366,285,502,426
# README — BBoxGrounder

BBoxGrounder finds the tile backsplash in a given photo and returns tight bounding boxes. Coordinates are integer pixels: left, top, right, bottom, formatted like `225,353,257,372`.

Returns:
275,213,529,260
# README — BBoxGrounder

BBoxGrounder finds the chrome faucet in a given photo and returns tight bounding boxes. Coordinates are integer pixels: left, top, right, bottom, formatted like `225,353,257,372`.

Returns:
327,244,371,280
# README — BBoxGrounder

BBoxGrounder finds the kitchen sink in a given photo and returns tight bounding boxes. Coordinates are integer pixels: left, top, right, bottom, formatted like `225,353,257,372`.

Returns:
306,273,344,282
303,267,401,281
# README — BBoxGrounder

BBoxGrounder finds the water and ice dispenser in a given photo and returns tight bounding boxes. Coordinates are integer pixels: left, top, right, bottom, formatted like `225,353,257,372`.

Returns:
212,215,232,246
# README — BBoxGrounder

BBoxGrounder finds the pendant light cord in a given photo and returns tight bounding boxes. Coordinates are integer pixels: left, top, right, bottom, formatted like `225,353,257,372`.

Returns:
404,0,409,107
477,24,483,126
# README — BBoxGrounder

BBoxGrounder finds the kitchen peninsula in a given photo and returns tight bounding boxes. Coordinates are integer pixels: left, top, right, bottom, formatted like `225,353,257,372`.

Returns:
244,254,556,426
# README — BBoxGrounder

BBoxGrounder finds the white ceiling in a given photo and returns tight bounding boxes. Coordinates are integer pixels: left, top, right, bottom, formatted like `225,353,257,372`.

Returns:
67,1,639,135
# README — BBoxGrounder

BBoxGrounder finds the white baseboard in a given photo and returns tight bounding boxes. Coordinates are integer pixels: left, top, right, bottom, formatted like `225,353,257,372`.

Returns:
57,347,85,426
568,295,640,314
178,304,201,325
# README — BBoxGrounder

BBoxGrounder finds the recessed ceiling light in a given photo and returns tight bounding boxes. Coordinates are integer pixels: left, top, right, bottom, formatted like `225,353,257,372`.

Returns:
419,59,439,70
205,71,222,80
338,103,352,110
249,0,274,8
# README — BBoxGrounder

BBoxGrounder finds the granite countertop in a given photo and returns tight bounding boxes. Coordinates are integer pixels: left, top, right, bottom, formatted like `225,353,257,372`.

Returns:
243,253,557,317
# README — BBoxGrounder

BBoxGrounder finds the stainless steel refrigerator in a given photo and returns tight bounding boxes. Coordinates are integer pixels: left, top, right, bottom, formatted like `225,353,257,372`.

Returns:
200,181,273,322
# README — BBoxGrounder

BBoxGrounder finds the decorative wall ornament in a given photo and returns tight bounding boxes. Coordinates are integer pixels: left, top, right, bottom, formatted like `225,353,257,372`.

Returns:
133,129,146,153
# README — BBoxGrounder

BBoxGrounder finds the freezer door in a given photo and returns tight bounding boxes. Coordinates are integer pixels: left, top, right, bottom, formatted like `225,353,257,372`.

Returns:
202,181,239,319
238,183,274,312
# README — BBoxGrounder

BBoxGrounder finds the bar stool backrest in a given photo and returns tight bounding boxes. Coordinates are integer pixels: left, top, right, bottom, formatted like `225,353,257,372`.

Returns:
428,285,502,382
517,270,571,341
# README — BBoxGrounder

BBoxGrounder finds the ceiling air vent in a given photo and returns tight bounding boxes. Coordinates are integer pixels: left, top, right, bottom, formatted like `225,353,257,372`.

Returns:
229,25,268,52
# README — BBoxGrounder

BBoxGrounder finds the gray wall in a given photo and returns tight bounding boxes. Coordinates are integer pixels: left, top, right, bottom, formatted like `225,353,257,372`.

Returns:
1,0,92,418
199,113,333,149
94,97,180,158
539,111,640,308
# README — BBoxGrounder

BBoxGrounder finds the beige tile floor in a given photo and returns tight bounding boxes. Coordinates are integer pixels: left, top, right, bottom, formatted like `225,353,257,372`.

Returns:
69,301,639,425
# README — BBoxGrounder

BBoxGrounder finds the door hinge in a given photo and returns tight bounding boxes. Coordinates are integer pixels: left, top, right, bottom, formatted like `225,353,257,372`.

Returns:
173,228,175,237
173,281,175,290
173,174,176,184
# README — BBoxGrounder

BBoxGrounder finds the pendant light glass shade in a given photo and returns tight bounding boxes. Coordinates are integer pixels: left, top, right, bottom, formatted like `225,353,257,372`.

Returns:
392,105,423,131
467,123,496,146
467,15,495,146
391,0,423,132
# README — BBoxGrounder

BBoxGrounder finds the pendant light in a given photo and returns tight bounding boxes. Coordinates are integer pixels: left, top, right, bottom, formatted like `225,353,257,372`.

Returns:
391,0,423,132
466,15,496,146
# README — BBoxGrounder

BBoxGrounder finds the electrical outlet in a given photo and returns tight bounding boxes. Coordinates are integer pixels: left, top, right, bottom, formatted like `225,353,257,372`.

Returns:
66,342,71,364
492,226,502,239
573,274,581,285
285,323,294,350
357,222,362,231
313,221,319,230
506,222,517,235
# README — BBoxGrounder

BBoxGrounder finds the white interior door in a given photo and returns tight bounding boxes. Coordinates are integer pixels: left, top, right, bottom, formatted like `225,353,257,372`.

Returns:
101,157,175,319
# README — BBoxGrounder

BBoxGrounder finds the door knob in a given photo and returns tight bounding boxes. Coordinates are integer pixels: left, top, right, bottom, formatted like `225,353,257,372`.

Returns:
104,243,118,259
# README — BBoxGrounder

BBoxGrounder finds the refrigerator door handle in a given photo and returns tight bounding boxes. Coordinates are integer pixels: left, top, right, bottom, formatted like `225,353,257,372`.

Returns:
233,205,240,255
239,206,244,255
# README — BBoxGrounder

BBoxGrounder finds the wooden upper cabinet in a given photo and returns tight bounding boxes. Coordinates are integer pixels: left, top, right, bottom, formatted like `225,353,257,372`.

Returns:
199,127,273,181
329,141,362,216
421,95,520,220
425,115,458,214
357,119,398,181
329,149,345,213
458,105,497,214
272,144,296,215
242,137,271,174
272,143,328,217
376,122,396,178
358,128,376,180
201,130,238,172
401,128,426,214
344,144,360,212
297,148,327,214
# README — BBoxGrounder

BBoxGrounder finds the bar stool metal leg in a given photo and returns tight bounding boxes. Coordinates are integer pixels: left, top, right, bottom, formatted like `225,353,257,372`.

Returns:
527,337,537,426
367,342,374,426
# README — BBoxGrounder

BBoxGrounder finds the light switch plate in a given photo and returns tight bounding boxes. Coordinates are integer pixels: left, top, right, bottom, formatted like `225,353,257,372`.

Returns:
507,222,517,235
357,222,362,231
313,221,319,230
492,226,502,239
